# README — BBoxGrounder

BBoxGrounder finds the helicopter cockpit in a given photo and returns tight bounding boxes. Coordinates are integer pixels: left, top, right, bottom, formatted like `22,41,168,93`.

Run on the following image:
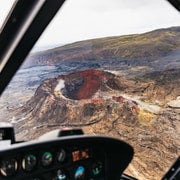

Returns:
0,0,179,179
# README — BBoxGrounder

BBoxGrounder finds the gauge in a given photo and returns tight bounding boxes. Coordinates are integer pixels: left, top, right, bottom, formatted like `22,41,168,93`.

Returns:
57,149,66,163
55,169,68,180
92,161,103,176
74,166,85,180
0,158,18,177
22,154,37,171
41,152,53,167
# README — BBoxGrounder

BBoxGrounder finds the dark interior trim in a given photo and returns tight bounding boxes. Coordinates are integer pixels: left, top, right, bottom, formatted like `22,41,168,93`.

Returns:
167,0,180,11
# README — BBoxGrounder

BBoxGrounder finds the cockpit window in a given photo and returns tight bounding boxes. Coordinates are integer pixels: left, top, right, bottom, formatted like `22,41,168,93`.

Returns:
0,0,179,179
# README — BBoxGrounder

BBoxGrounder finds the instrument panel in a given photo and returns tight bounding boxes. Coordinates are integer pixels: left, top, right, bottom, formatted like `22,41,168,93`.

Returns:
0,135,134,180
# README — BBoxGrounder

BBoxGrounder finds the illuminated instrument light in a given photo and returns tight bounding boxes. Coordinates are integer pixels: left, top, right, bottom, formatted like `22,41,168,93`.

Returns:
74,166,85,179
56,169,67,180
72,148,90,162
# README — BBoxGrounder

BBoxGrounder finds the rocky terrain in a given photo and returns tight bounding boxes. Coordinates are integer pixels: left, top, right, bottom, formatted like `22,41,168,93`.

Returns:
0,27,179,180
15,67,179,180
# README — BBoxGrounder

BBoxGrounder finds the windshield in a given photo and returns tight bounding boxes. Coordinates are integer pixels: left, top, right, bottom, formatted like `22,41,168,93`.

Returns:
0,0,180,179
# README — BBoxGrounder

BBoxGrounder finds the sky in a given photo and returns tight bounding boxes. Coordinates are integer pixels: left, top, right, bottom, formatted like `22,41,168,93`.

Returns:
0,0,180,47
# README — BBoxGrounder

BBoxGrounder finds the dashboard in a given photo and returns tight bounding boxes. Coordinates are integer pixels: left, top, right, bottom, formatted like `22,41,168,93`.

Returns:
0,134,134,180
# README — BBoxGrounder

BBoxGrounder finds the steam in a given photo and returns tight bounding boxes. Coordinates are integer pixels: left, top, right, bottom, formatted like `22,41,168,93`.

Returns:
54,79,65,92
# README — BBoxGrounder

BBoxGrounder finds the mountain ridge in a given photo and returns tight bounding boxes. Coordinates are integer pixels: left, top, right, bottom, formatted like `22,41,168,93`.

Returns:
24,26,180,67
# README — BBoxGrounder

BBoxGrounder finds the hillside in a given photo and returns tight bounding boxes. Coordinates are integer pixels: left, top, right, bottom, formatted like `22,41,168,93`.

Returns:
24,26,180,67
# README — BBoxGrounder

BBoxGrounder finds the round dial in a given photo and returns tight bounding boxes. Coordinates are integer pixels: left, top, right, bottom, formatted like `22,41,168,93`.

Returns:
57,149,66,163
74,166,85,180
22,154,37,171
41,152,53,167
56,169,68,180
0,158,18,177
92,161,103,176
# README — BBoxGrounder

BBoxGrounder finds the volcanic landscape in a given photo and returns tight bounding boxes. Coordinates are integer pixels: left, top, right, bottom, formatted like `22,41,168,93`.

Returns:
0,27,179,180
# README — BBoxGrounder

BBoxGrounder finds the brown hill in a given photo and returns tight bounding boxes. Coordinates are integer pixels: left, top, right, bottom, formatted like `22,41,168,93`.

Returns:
25,27,180,66
21,69,136,124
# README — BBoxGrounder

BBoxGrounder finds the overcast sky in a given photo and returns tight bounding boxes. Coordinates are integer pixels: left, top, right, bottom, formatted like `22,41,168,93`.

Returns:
0,0,179,47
